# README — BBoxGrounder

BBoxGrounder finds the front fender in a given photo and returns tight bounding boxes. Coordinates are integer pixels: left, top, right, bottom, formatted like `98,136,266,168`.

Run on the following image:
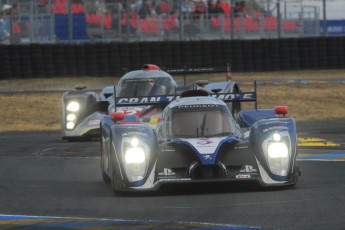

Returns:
249,118,297,182
110,124,158,187
61,90,98,133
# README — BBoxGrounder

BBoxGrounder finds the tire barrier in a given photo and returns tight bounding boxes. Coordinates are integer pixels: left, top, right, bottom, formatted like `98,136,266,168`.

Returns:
64,44,77,77
0,45,12,79
31,44,45,78
9,45,21,78
41,44,55,78
75,44,87,76
1,37,345,79
18,45,33,78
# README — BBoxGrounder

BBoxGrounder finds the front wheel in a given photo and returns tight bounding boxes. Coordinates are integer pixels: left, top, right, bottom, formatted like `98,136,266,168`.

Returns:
110,144,118,193
100,132,111,183
102,171,110,184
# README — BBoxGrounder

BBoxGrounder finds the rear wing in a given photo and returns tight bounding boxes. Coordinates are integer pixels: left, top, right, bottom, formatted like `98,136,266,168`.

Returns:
114,81,257,109
164,63,233,86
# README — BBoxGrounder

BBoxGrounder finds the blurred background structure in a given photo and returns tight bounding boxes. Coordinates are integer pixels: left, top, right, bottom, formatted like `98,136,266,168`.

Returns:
0,0,343,44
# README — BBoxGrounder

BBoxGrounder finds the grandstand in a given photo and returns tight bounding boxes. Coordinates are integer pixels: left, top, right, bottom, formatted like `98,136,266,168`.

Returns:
0,0,321,43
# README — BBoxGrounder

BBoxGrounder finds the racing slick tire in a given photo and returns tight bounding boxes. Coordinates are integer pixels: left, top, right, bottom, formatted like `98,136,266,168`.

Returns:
100,131,111,183
109,142,119,193
102,171,111,184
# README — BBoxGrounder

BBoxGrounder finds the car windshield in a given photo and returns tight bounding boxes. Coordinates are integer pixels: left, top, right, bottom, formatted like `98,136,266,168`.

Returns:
117,78,169,97
170,104,233,138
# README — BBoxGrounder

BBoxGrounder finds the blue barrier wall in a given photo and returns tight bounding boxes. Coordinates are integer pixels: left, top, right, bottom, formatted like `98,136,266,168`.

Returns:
320,20,345,35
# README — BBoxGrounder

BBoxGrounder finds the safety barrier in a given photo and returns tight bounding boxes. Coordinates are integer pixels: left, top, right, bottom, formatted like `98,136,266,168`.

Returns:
0,36,344,79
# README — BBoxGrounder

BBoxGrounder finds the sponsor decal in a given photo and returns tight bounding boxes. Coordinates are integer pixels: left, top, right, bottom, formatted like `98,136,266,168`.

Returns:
263,126,288,133
116,93,255,106
236,174,251,179
203,155,212,160
158,178,191,182
149,117,161,123
166,67,215,73
210,93,256,101
178,104,219,109
158,168,176,178
235,146,248,149
122,131,148,137
256,120,289,126
116,96,179,105
197,139,213,145
161,149,175,152
240,165,257,173
117,107,144,116
180,137,225,154
88,120,100,126
118,126,146,131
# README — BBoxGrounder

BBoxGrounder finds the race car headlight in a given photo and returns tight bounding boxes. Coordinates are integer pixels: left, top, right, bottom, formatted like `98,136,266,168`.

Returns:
268,142,288,158
267,142,289,176
130,138,139,147
272,133,281,142
125,147,145,164
66,101,80,112
66,121,75,130
123,137,150,182
66,113,76,122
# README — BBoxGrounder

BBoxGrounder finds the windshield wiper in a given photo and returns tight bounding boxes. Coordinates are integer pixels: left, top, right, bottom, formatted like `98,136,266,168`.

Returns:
133,84,138,96
200,112,207,137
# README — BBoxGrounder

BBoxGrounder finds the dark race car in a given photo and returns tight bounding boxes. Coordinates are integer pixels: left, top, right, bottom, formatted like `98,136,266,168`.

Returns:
100,86,300,192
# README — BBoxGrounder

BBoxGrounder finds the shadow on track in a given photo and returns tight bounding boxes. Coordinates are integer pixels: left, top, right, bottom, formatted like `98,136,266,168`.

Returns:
112,181,297,198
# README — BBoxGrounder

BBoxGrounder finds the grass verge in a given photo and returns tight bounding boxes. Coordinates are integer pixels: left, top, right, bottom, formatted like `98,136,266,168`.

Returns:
1,69,345,91
1,82,345,132
1,69,345,132
0,92,61,132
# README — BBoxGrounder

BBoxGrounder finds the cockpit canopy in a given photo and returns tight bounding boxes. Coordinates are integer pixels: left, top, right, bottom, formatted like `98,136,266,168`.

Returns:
116,75,176,97
162,103,235,138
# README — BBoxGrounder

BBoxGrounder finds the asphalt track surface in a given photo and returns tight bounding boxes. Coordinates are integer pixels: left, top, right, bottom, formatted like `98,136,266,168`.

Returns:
0,121,345,230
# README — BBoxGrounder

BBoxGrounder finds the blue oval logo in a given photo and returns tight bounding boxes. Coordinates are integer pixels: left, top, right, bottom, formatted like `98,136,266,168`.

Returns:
197,140,213,145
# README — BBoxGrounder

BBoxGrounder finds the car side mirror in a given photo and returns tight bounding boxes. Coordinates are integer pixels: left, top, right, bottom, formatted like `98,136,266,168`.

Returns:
274,106,288,116
111,112,124,121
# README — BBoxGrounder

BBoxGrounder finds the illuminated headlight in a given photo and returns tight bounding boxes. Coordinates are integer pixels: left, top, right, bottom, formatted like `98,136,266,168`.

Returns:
66,113,76,121
66,101,80,112
267,142,289,176
125,147,145,164
268,142,288,158
123,138,149,182
130,138,139,147
66,121,75,130
273,133,281,142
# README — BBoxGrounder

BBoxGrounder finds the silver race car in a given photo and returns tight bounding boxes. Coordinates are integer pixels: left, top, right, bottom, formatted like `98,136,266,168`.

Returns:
61,64,177,140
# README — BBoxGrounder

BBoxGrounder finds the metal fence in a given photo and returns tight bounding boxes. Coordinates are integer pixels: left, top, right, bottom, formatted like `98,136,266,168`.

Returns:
0,0,321,44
